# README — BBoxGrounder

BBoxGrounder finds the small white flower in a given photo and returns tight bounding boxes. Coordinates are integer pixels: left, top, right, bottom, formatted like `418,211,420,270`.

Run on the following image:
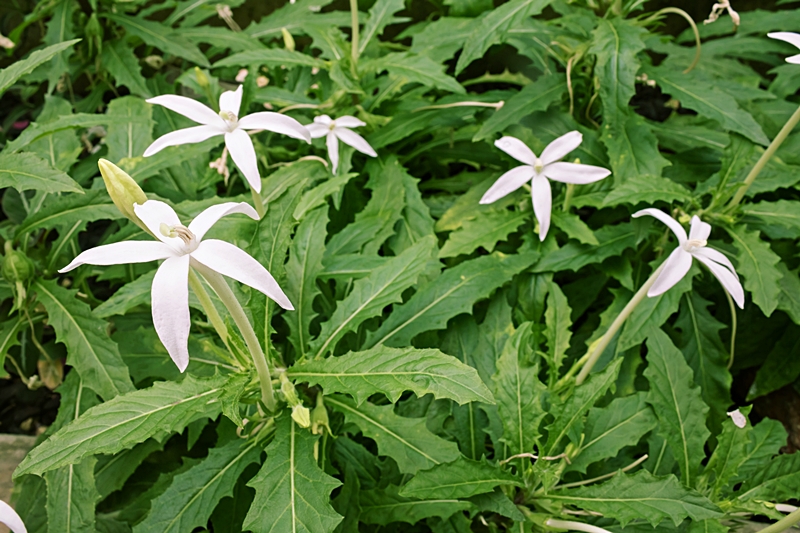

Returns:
633,208,745,308
727,409,747,428
0,499,26,533
306,115,377,174
59,200,293,371
143,86,311,193
480,132,611,241
768,32,800,64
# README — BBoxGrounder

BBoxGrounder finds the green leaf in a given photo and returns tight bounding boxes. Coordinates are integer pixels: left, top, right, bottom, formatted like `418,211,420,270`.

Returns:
399,457,520,499
567,393,657,474
33,279,134,401
492,324,547,456
93,269,155,318
293,173,356,221
14,373,234,477
549,211,599,245
94,440,163,499
359,0,405,56
284,207,328,357
359,485,472,526
327,395,461,474
0,39,80,96
532,224,637,273
474,74,565,141
0,152,82,194
644,330,710,486
366,252,535,348
16,189,120,237
648,68,769,146
727,226,783,317
734,417,787,484
601,114,671,184
546,470,722,527
385,157,437,253
320,254,388,280
439,210,527,258
362,52,464,93
4,113,107,154
0,316,24,379
544,281,572,385
289,345,494,406
27,96,82,172
602,174,691,207
735,453,800,502
246,0,352,39
178,26,267,52
546,358,623,454
107,14,210,67
741,200,800,238
101,40,151,98
468,488,524,521
105,96,154,162
310,236,435,358
212,48,326,69
134,437,261,533
703,406,752,499
591,18,646,121
43,0,76,91
747,327,800,401
410,17,476,62
455,0,553,74
244,417,342,533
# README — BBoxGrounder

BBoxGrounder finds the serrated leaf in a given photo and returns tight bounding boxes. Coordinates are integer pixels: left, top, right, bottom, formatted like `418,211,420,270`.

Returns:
468,488,524,521
385,157,436,253
549,211,598,245
747,327,800,401
360,485,472,526
400,457,520,499
310,236,434,358
567,393,657,474
108,13,210,67
366,252,535,348
601,114,671,184
93,269,155,318
474,74,565,141
246,0,353,39
741,199,800,238
327,395,460,474
644,330,710,486
27,96,82,172
777,263,800,325
365,53,464,93
703,406,752,499
735,452,800,502
544,281,572,385
0,152,82,194
101,40,151,98
212,48,326,69
359,0,405,56
135,437,261,533
492,323,547,457
602,174,691,207
244,417,342,533
733,417,787,485
0,316,24,379
410,17,476,62
43,0,76,91
532,224,637,273
94,439,162,499
0,39,80,96
439,210,526,258
105,96,154,162
4,113,107,154
591,18,646,121
727,226,783,317
293,173,356,221
33,279,134,401
546,470,722,527
289,345,494,406
14,373,234,477
16,190,120,237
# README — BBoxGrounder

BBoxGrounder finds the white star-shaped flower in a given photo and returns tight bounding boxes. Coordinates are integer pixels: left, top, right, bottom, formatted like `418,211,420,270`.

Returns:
59,200,293,371
768,32,800,64
481,132,611,241
143,86,311,193
0,499,26,533
633,208,744,308
306,115,377,174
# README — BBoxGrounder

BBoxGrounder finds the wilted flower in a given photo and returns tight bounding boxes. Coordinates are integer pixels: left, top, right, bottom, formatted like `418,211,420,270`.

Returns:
306,115,377,174
0,499,26,533
727,409,747,428
768,32,800,64
60,200,293,371
143,86,311,193
633,209,744,308
481,132,611,241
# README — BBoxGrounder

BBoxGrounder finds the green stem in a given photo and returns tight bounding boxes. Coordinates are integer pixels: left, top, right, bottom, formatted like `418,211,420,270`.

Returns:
562,183,575,212
725,290,737,370
193,261,276,411
575,261,666,385
350,0,360,66
728,103,800,210
188,270,229,347
758,508,800,533
645,8,701,74
251,187,266,218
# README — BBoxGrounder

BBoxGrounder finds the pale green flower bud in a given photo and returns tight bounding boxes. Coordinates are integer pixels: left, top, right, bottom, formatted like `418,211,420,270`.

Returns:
281,28,295,52
98,159,149,232
291,404,311,428
310,394,331,435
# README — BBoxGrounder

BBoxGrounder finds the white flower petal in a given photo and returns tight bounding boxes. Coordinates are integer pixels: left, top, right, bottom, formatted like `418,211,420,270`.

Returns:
689,216,711,242
335,128,377,157
219,85,243,116
191,240,294,310
313,115,333,125
327,132,340,174
59,241,175,273
727,409,747,428
143,125,222,157
189,202,260,240
648,247,692,297
152,255,191,372
693,247,739,280
479,165,534,204
237,112,312,143
133,200,186,248
307,122,329,139
543,162,611,184
0,499,28,533
540,130,583,166
633,208,688,245
768,31,800,51
787,54,800,64
146,94,225,127
531,173,552,241
225,129,261,192
334,115,366,128
694,253,745,309
494,136,536,166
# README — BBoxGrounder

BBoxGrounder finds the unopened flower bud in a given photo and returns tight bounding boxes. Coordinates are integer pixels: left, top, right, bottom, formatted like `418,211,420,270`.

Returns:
279,372,301,405
311,395,331,435
3,243,33,284
281,28,295,52
195,67,210,90
144,55,164,69
98,159,149,232
292,404,311,428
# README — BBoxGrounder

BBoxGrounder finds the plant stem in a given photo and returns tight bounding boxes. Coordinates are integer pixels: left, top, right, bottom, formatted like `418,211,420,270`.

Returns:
187,270,229,347
555,454,648,489
575,262,666,385
562,183,575,212
728,103,800,210
193,261,276,411
725,290,737,370
758,507,800,533
251,187,266,218
350,0,360,64
645,8,701,73
546,518,612,533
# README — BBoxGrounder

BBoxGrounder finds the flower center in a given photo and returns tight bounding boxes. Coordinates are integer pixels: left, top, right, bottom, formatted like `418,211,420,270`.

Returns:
219,110,238,130
683,238,707,252
328,121,336,131
533,158,544,174
160,223,196,246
